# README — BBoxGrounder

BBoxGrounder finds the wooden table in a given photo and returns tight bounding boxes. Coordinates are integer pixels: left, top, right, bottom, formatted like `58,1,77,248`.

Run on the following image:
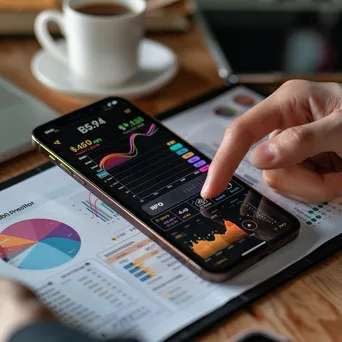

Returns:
1,12,342,342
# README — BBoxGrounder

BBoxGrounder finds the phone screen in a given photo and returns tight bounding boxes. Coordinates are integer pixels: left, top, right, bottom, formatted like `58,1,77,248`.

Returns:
33,97,299,273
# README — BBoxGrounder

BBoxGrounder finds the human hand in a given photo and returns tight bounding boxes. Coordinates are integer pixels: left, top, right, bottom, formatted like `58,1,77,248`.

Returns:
0,278,55,341
201,80,342,203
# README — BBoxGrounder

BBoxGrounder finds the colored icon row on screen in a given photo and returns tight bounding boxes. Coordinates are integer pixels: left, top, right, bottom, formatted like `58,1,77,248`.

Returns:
167,141,209,173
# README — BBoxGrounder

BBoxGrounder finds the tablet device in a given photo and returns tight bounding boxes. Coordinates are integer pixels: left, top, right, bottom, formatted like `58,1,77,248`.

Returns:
0,77,59,163
195,0,342,82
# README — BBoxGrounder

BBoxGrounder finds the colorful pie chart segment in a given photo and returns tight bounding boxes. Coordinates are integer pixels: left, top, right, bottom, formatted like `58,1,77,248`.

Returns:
0,219,81,270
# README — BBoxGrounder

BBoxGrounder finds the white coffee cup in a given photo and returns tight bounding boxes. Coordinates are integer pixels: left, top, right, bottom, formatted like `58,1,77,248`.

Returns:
34,0,146,87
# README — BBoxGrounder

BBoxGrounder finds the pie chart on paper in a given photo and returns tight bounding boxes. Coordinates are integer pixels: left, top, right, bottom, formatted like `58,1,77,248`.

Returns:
0,219,81,270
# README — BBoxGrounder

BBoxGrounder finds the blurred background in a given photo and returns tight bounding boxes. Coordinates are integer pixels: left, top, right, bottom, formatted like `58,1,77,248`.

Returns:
0,0,190,35
2,0,342,83
196,0,342,82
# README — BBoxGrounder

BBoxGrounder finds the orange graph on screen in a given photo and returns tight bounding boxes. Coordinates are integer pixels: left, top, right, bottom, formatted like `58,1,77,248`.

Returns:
191,220,248,259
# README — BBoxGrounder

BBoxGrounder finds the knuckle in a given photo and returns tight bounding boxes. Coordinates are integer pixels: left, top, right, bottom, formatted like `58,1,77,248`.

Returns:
281,79,311,92
224,123,239,138
224,121,252,142
274,80,313,120
285,126,313,146
278,80,312,110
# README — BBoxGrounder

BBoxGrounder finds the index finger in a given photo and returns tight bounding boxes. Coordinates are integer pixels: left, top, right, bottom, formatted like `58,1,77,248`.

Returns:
200,80,312,198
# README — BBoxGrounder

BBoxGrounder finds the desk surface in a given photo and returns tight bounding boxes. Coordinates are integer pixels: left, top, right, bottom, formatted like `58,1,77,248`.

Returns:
1,15,342,342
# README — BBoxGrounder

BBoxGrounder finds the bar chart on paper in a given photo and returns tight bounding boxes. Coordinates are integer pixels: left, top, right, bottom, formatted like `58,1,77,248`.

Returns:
37,260,158,337
100,234,210,307
104,238,159,282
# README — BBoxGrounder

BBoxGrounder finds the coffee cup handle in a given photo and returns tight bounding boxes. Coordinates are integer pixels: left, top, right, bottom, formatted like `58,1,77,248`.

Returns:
34,10,68,65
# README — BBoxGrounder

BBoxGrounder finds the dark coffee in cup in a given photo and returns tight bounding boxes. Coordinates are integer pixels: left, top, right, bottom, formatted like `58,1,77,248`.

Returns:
76,2,131,16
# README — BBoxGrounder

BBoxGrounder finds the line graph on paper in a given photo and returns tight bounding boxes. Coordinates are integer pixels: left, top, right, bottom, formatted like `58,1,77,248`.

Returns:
70,191,121,224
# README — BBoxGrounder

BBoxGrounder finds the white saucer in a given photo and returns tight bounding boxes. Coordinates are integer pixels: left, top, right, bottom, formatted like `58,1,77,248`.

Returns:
31,38,179,99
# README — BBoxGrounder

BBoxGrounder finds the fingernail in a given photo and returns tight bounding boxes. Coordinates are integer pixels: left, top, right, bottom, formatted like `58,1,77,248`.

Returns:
201,178,210,198
250,145,275,168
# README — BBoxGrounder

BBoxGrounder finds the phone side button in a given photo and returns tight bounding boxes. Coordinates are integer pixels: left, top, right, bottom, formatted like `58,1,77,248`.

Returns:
73,174,86,186
60,163,72,176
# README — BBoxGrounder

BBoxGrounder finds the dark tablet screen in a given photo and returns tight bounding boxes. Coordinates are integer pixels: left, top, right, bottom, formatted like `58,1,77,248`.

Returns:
197,1,342,75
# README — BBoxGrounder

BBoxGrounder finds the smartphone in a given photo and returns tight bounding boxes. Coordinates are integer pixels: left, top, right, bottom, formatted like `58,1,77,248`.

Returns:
32,97,300,282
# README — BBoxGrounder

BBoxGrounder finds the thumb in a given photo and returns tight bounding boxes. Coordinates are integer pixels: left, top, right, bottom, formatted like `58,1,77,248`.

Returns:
249,111,342,169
